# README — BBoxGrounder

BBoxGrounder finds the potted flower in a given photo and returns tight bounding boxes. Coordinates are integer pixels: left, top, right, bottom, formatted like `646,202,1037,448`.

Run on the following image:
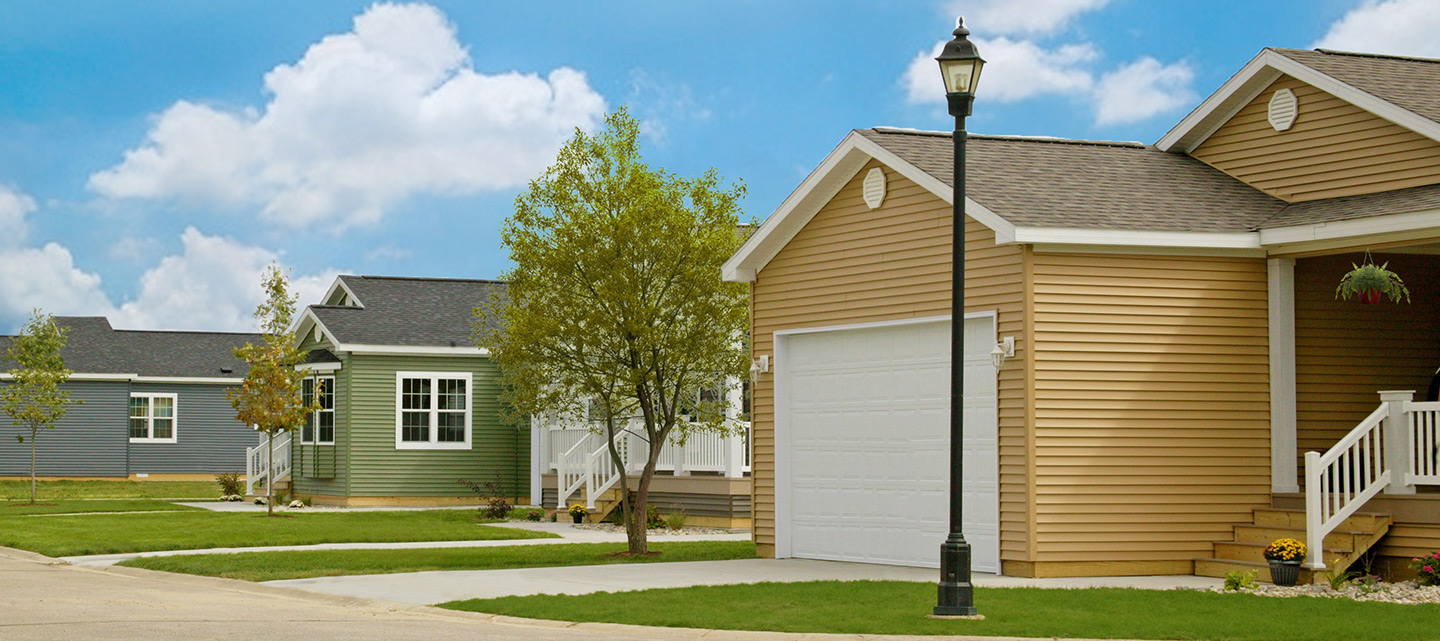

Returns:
1409,551,1440,586
1263,538,1307,586
567,504,587,524
1336,259,1410,304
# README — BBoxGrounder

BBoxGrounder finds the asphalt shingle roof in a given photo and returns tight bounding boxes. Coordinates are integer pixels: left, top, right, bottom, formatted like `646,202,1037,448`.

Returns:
0,317,258,378
309,276,505,347
860,128,1288,232
1272,48,1440,125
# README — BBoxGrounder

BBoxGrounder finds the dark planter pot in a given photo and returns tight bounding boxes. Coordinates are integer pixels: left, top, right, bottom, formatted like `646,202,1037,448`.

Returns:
1360,289,1382,304
572,513,584,524
1269,560,1302,587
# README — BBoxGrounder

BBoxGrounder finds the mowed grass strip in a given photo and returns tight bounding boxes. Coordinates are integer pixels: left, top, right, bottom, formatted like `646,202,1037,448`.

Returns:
0,509,554,557
0,480,217,500
0,499,201,516
122,540,757,582
439,580,1440,641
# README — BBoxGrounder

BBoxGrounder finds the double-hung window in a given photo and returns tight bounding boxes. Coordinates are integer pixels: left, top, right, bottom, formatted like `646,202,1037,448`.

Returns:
129,393,177,443
395,372,471,449
301,376,335,445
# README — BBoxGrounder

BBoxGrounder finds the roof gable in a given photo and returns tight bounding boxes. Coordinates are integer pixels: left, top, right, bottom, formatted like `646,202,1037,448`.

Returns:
300,275,503,350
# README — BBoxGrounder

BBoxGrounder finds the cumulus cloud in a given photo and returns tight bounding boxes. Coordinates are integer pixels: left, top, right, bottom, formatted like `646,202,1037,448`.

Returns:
1313,0,1440,58
88,2,607,229
0,244,115,321
943,0,1110,35
904,37,1096,104
1093,58,1196,126
0,185,36,245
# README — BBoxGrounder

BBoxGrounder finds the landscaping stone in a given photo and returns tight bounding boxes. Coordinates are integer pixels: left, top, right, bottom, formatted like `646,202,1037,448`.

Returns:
1213,580,1440,604
570,522,732,535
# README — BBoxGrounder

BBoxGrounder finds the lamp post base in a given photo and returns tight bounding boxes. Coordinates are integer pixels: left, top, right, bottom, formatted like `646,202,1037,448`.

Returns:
934,536,977,616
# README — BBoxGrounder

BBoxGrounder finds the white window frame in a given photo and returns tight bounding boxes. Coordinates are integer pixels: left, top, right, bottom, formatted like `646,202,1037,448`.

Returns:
302,375,336,445
128,392,178,444
394,371,472,450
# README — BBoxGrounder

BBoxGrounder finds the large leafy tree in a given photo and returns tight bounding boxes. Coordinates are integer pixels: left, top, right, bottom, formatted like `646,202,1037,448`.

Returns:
229,264,319,517
476,108,749,554
1,311,80,505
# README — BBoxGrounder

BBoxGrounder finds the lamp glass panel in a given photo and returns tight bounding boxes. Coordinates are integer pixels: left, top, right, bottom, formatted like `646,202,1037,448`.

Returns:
941,59,976,94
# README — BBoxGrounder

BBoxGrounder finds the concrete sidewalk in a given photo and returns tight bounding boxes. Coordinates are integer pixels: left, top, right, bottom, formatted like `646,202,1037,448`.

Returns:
60,521,751,566
269,557,1222,605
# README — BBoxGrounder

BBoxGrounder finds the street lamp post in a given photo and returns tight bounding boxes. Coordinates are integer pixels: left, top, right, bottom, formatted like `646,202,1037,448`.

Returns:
934,17,984,618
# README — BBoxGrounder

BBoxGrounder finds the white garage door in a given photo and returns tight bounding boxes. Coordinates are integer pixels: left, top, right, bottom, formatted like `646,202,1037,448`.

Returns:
779,316,1000,572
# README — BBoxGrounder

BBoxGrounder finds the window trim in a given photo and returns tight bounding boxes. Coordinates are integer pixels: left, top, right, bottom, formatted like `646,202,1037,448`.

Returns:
394,371,472,450
128,392,179,444
302,375,336,445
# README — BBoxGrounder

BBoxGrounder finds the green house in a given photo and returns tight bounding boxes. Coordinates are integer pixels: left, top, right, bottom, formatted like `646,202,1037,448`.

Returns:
286,275,528,506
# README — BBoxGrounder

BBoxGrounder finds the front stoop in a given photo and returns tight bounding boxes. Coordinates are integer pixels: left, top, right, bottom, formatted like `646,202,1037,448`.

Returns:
565,488,624,524
1195,508,1392,583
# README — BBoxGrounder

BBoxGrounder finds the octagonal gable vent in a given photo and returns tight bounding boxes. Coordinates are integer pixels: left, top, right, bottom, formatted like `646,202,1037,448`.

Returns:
1268,88,1298,132
862,167,886,209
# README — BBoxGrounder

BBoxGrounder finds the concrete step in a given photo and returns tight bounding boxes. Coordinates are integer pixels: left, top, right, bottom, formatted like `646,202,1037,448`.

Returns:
1195,557,1316,584
1251,508,1390,533
1213,541,1351,567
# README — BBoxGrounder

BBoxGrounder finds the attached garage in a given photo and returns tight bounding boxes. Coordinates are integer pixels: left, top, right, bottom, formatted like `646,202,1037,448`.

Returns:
774,315,1000,572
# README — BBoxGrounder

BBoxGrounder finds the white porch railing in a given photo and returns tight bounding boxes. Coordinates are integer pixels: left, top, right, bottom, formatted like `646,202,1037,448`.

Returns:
549,418,751,511
1303,391,1440,570
245,431,292,496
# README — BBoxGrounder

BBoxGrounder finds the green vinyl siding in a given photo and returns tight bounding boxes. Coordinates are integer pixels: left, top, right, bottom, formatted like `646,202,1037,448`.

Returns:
345,353,528,499
291,336,350,497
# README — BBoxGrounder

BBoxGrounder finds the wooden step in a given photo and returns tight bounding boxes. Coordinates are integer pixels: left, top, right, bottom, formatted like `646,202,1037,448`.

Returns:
1233,524,1371,550
1251,508,1389,533
1213,541,1351,567
1195,558,1317,584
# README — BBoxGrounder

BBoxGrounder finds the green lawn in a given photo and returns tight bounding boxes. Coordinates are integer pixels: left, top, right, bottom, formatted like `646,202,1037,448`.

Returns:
440,581,1440,641
0,509,555,556
122,540,756,581
0,480,218,500
0,499,201,516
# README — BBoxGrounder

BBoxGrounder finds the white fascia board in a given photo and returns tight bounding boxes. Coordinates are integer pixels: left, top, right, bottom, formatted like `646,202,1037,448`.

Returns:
1258,208,1440,246
292,309,338,349
722,132,1017,283
296,362,342,372
132,376,242,385
1159,49,1440,152
320,276,364,308
1014,226,1261,250
0,372,136,382
336,343,489,356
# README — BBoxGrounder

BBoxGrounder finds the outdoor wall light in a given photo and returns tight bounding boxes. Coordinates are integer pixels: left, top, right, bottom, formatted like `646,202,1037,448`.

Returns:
749,355,770,381
990,337,1014,369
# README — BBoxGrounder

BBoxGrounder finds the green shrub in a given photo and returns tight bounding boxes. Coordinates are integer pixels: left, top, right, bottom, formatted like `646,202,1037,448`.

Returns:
664,511,687,530
215,472,243,498
1223,570,1257,592
1411,552,1440,586
646,504,663,529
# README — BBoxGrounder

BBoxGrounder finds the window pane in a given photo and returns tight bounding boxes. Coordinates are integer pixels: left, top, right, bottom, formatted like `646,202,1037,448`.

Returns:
152,419,173,440
401,411,429,442
437,412,465,442
402,378,430,410
318,378,335,410
129,396,149,418
152,397,174,418
302,378,314,405
318,412,335,443
302,414,315,443
129,418,148,439
438,379,465,411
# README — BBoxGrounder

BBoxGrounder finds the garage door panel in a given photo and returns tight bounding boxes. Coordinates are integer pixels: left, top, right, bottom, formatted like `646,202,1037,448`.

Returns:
783,318,1000,572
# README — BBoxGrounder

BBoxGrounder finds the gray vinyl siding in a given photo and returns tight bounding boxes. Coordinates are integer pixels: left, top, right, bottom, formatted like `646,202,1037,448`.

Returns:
126,382,251,475
292,353,350,497
0,380,129,477
638,490,752,518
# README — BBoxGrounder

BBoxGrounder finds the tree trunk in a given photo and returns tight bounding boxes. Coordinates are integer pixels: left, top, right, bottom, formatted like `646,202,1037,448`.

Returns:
29,425,37,505
266,432,275,517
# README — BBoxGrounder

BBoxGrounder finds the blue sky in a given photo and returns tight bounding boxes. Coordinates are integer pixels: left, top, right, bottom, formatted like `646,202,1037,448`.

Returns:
0,0,1432,331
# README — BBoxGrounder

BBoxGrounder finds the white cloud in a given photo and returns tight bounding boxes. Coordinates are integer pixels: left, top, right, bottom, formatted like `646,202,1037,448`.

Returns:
1092,57,1196,126
88,2,607,229
108,236,163,262
1314,0,1440,58
109,228,340,332
0,185,36,245
627,69,712,144
0,244,115,321
943,0,1110,35
904,37,1096,104
364,245,411,262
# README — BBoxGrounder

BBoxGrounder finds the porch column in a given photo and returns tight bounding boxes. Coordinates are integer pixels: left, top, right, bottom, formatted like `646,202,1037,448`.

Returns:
725,423,745,478
1380,390,1417,495
529,418,544,508
1268,258,1299,493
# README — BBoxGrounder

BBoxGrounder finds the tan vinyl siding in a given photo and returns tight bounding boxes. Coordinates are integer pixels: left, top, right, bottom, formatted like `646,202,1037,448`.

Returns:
1190,75,1440,202
1294,253,1440,472
750,159,1029,563
1030,252,1271,564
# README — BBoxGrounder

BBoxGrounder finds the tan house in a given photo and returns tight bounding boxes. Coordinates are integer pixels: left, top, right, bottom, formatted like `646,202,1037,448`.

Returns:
724,48,1440,580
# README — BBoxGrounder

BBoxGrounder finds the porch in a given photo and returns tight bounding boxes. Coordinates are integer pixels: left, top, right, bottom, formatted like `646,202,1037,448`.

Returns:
530,418,752,528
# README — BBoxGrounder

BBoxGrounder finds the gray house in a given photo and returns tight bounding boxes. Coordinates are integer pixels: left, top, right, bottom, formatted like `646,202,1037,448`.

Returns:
0,317,260,479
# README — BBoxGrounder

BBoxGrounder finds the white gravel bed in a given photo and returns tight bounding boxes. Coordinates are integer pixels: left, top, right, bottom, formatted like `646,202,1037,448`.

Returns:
1212,580,1440,605
568,522,734,535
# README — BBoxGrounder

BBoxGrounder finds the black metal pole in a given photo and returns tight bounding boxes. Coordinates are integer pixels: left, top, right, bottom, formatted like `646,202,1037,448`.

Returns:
935,93,976,617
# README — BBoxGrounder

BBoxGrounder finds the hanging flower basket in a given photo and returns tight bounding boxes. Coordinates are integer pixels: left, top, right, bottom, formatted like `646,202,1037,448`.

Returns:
1336,256,1410,305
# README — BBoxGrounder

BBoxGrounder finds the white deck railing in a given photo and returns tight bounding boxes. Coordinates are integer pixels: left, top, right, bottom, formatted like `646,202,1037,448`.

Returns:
1407,401,1440,485
549,418,751,510
1304,403,1390,569
245,431,292,496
